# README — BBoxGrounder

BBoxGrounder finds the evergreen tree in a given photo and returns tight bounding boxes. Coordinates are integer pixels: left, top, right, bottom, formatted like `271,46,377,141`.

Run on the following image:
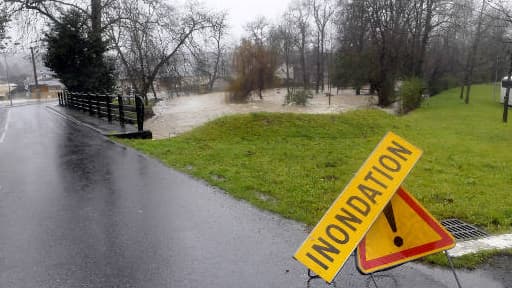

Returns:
44,9,115,92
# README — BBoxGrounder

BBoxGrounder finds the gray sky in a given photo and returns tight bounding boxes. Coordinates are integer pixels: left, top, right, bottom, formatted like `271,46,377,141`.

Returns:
3,0,293,78
201,0,291,39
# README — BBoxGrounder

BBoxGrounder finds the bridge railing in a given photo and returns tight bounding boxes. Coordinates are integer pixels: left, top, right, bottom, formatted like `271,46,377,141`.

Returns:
57,91,145,132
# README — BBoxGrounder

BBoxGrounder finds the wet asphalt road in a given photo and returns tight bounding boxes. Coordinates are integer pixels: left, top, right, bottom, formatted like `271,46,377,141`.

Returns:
0,105,507,288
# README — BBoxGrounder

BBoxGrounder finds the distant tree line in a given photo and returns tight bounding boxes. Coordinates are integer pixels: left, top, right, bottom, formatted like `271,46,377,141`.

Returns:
4,0,228,102
229,0,512,107
4,0,512,109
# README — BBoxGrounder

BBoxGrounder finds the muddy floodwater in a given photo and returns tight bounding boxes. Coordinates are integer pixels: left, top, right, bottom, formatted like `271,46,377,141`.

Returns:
146,88,378,139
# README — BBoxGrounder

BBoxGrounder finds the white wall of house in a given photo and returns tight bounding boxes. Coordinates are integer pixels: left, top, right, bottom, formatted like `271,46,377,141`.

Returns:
0,83,17,98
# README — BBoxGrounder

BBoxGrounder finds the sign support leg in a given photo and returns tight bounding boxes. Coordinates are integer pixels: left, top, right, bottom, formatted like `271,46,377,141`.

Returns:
444,251,463,288
370,273,379,288
306,269,337,287
307,269,320,279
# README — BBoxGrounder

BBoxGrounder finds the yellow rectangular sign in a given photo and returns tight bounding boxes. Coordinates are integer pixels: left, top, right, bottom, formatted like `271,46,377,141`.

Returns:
293,132,422,283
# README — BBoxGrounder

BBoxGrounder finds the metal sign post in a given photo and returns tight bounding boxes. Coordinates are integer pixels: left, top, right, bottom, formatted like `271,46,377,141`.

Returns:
445,251,463,288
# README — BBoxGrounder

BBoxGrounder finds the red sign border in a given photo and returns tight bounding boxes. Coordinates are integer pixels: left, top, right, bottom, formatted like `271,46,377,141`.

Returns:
357,187,455,273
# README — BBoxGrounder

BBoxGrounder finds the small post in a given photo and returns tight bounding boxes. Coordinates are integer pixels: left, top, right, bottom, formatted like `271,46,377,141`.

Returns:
58,91,62,106
107,94,112,122
69,91,74,109
96,93,101,116
81,93,87,112
118,94,125,127
503,51,512,123
66,91,71,108
88,93,93,115
135,95,144,132
69,91,73,109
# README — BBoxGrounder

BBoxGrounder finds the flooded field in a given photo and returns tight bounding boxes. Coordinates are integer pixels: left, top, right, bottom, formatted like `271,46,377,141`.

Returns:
147,88,377,139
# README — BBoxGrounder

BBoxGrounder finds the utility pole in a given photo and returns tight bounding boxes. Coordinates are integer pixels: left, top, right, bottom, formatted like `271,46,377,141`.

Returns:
30,47,39,99
3,53,12,106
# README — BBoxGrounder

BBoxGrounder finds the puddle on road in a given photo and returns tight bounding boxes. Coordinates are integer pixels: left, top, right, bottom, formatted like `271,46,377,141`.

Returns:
480,254,512,286
147,89,377,139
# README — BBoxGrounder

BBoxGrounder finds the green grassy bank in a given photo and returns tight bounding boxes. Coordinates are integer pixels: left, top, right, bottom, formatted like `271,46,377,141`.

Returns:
120,84,512,234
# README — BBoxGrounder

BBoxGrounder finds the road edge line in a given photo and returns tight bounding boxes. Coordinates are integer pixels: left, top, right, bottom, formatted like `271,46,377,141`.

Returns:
46,105,106,135
0,109,11,143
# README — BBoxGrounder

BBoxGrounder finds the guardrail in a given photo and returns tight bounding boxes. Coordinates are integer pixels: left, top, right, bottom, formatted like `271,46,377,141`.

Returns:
57,91,145,132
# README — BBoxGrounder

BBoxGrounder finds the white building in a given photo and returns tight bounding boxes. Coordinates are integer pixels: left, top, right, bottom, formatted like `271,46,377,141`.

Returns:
0,83,17,100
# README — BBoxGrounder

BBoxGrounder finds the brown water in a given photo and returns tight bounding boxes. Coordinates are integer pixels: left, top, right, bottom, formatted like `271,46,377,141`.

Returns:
147,88,377,139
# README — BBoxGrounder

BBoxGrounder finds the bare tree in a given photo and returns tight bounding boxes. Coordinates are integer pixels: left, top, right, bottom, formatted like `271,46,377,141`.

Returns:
107,0,221,101
189,12,229,92
363,0,412,106
334,0,372,94
244,16,271,46
228,38,277,102
207,13,229,91
487,0,512,23
288,0,311,89
311,0,335,93
277,11,299,94
0,6,7,40
460,0,487,104
5,0,118,37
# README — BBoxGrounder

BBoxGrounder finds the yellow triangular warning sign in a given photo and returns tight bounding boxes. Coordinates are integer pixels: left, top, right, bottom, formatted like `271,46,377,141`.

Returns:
357,187,455,274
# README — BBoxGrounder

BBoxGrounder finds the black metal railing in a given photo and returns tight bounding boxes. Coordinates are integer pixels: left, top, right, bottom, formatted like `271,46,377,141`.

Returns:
57,91,145,132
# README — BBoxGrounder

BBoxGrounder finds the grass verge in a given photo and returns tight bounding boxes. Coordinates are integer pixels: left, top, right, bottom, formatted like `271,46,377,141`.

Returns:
422,249,512,269
117,84,512,266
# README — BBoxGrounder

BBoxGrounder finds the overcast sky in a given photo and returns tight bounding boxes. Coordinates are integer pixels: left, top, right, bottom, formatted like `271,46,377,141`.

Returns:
3,0,294,78
201,0,291,39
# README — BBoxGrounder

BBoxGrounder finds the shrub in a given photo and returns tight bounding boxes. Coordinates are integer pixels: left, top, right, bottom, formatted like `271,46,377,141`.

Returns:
285,89,313,106
429,75,459,96
227,77,252,103
400,77,424,114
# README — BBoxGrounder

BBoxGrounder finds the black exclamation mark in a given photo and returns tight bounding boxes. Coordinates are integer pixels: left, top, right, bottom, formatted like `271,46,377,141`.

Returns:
383,202,403,247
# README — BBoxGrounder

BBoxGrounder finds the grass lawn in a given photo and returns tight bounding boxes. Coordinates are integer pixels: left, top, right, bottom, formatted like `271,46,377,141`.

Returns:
119,84,512,235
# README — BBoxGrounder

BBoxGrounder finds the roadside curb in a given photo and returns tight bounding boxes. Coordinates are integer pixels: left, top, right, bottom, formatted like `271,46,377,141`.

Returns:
46,105,105,135
46,105,152,139
449,233,512,257
1,99,58,109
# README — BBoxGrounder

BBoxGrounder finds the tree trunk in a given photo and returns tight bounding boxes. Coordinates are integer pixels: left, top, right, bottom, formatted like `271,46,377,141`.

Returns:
285,49,290,94
416,0,433,77
320,30,325,92
463,0,486,104
91,0,102,39
315,33,320,94
301,32,307,90
151,82,158,100
208,31,223,91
